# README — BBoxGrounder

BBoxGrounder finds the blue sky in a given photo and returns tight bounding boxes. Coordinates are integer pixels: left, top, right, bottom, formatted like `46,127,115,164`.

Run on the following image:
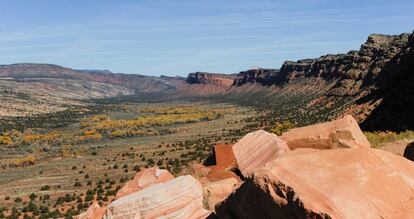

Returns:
0,0,413,76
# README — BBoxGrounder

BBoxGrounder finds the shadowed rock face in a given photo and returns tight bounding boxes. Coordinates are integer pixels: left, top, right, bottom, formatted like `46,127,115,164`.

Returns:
217,148,414,219
403,142,414,161
281,115,371,150
361,32,414,131
233,68,280,86
203,177,239,211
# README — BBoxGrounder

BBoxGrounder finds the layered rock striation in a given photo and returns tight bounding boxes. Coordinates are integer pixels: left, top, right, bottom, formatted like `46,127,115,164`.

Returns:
233,68,280,86
281,115,371,149
217,148,414,219
232,33,410,91
186,72,235,87
232,130,290,178
115,167,174,198
105,175,211,219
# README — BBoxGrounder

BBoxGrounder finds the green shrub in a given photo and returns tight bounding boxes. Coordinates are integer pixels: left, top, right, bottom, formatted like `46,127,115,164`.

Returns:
29,193,36,201
269,121,295,135
364,130,414,148
133,165,141,172
40,185,50,191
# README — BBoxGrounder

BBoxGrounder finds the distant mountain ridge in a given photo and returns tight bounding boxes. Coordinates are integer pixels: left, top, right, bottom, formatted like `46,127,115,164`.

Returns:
0,63,180,93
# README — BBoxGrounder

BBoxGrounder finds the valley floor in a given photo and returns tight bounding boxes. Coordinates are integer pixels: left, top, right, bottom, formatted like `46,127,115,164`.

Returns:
0,100,253,217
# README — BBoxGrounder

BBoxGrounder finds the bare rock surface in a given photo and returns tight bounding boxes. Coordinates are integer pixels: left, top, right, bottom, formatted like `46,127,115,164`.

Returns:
203,177,239,211
189,163,240,187
204,166,240,183
213,144,236,168
381,139,414,156
186,72,235,87
75,203,106,219
105,175,211,219
281,115,371,149
232,130,290,178
116,167,174,198
217,148,414,219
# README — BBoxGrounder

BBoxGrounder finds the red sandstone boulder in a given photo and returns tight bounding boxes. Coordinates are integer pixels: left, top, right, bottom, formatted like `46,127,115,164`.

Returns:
186,163,240,186
203,177,239,211
217,148,414,219
205,166,240,182
105,175,211,218
232,130,290,178
115,167,174,198
281,115,371,150
214,144,236,168
75,203,106,219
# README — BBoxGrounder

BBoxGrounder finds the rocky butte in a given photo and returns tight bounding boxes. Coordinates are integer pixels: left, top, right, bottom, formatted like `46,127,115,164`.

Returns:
186,72,236,87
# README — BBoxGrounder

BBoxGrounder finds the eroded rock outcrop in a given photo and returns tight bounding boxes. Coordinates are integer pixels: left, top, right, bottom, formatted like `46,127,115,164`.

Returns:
203,177,239,211
281,115,371,150
186,72,235,87
232,33,409,91
217,148,414,219
75,203,106,219
233,68,279,86
361,31,414,131
232,130,290,178
105,175,211,219
115,167,174,198
204,166,240,183
228,33,413,130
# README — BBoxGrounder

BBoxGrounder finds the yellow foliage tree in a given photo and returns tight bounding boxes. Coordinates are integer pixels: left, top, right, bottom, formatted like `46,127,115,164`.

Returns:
0,135,13,146
270,121,295,136
11,154,36,167
61,144,85,157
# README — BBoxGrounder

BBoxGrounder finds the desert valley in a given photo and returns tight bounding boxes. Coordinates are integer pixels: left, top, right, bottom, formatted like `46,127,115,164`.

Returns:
0,30,413,218
1,1,414,218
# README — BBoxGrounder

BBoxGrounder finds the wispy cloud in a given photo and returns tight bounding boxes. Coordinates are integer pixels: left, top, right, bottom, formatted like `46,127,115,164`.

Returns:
0,0,413,75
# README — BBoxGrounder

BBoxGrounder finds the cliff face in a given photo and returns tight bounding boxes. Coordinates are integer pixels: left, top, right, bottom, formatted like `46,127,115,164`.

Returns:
186,72,235,87
232,33,410,92
361,32,414,131
219,32,413,131
281,34,408,82
233,68,279,86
